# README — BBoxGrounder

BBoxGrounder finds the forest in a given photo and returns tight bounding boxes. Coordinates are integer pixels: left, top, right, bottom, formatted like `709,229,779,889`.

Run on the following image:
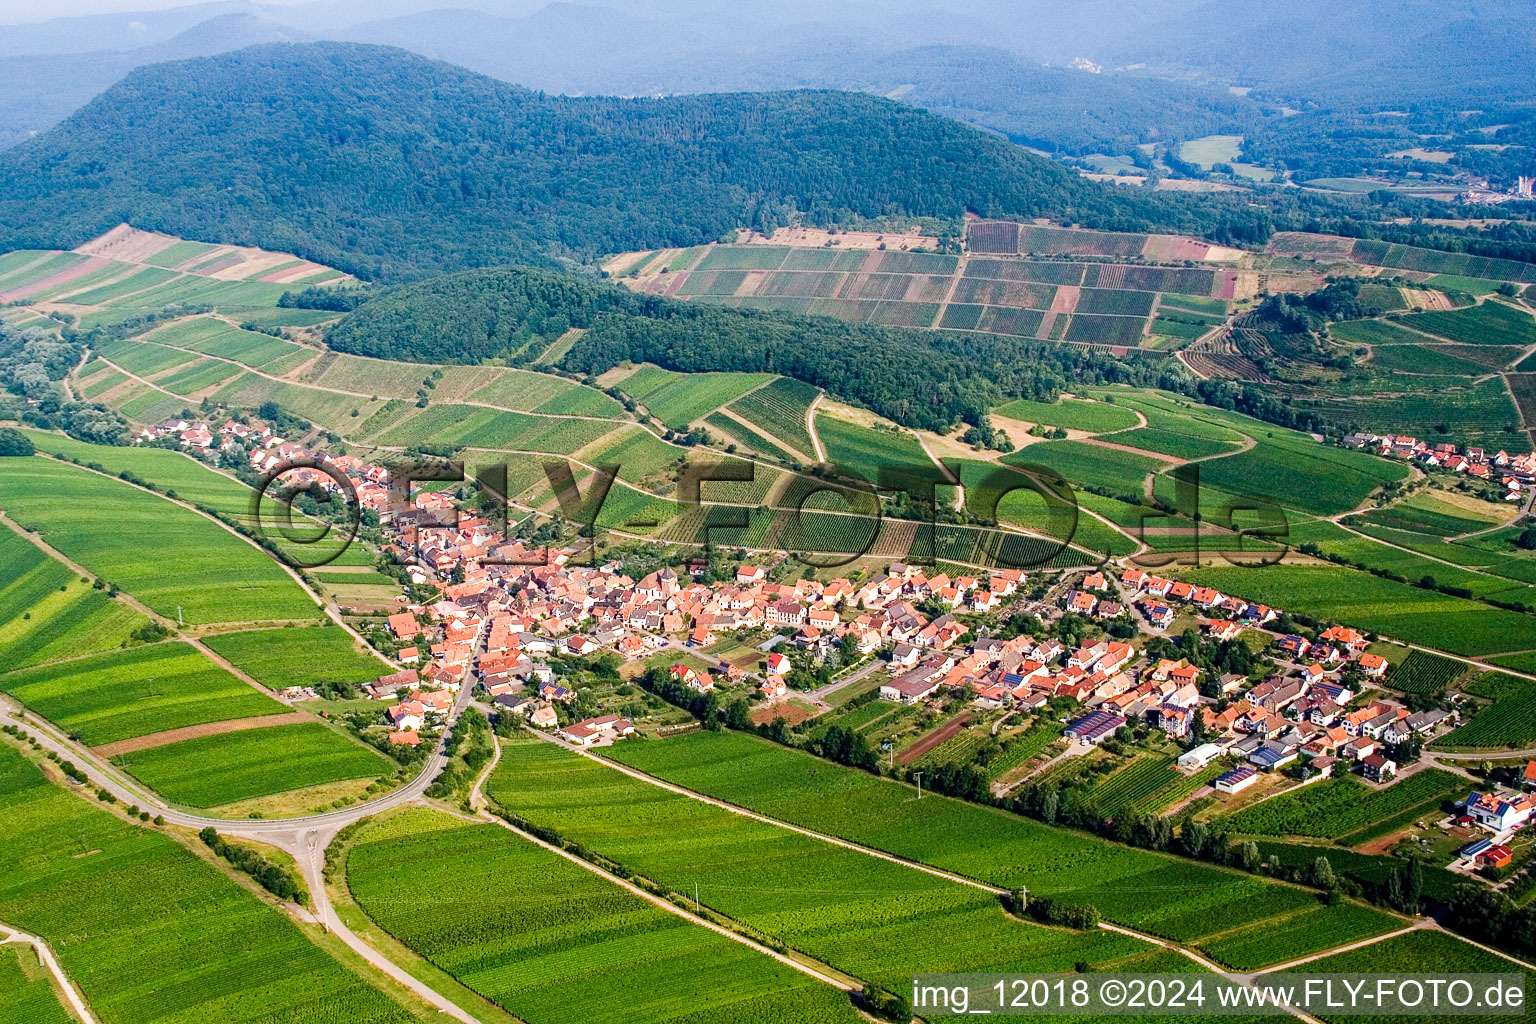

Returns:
322,264,1185,432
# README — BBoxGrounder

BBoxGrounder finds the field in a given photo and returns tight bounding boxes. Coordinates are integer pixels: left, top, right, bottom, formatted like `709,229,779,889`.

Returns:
994,397,1140,433
347,808,862,1024
1433,672,1536,750
615,366,774,429
814,415,936,480
1183,565,1536,657
1187,430,1407,517
1367,344,1497,376
1085,755,1180,818
0,744,413,1024
596,730,1381,957
1387,650,1465,694
0,941,72,1024
1222,770,1465,841
1394,300,1536,347
202,626,386,689
1270,232,1536,284
487,738,1148,993
1198,903,1401,971
0,529,148,671
115,720,390,807
1005,440,1167,500
0,643,286,747
728,377,820,458
0,458,317,623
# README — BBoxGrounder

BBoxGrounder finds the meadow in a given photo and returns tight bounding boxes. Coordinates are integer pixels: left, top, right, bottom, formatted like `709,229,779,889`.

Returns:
0,458,318,623
347,808,862,1024
117,720,390,807
0,744,414,1024
1183,566,1536,657
0,528,147,672
1222,769,1464,840
487,738,1147,994
0,643,286,747
202,625,387,689
1432,672,1536,751
599,731,1369,954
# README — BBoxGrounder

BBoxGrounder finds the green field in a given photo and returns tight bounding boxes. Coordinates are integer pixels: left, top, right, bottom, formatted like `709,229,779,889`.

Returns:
0,943,72,1024
618,367,774,429
1388,650,1465,694
347,808,862,1024
1189,431,1407,517
0,643,286,746
814,415,938,481
116,721,389,807
994,397,1141,433
0,744,414,1024
0,458,317,623
598,731,1369,955
1366,344,1495,376
1396,300,1536,347
1199,903,1402,971
487,738,1147,993
1433,672,1536,750
202,626,386,690
1222,770,1465,840
0,528,148,672
1005,439,1167,500
1183,565,1536,657
728,377,820,457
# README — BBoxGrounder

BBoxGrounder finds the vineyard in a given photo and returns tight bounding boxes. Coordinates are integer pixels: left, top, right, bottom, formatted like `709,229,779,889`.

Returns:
1201,903,1402,971
1222,769,1465,839
994,397,1140,433
0,528,147,671
1387,650,1465,694
347,807,862,1024
201,625,386,689
1085,754,1179,818
1432,672,1536,750
489,738,1143,994
0,745,411,1024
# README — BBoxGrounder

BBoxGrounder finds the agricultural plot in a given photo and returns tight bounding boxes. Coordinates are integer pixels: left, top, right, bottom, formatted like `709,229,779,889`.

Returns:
0,528,147,671
201,625,386,689
211,373,388,431
1222,769,1465,840
155,357,244,395
1286,520,1521,601
117,720,389,807
1084,755,1179,818
621,368,775,429
0,745,414,1024
1329,319,1426,346
1201,903,1402,971
1387,650,1466,694
994,397,1140,433
1299,377,1528,452
488,738,1147,994
1188,430,1407,517
95,338,193,377
1184,566,1536,657
1367,344,1499,376
1116,428,1237,460
348,808,862,1024
0,942,72,1024
1433,672,1536,750
1005,440,1167,500
704,412,801,464
0,457,317,623
601,731,1351,952
1394,300,1536,347
0,643,286,747
814,414,938,480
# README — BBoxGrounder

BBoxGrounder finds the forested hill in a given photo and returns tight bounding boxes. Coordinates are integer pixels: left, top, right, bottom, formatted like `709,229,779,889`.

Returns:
0,41,1194,281
324,264,1180,432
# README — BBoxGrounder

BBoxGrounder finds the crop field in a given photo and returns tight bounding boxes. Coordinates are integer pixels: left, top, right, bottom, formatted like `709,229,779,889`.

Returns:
117,720,389,807
488,738,1148,992
464,370,622,416
814,414,936,479
202,625,385,689
1084,755,1179,818
348,808,862,1024
1117,428,1237,460
155,357,244,394
1328,319,1426,346
1433,672,1536,750
175,323,304,369
1222,769,1464,840
994,397,1140,433
0,941,72,1024
1005,439,1167,500
1269,232,1536,284
1183,566,1536,657
1394,300,1536,347
1190,432,1407,517
1283,930,1523,1023
0,458,317,623
0,643,286,746
0,745,412,1024
95,338,192,377
0,529,147,671
1286,519,1520,600
1367,344,1499,376
598,731,1364,952
620,367,775,429
1388,650,1465,694
1200,903,1402,971
983,720,1064,779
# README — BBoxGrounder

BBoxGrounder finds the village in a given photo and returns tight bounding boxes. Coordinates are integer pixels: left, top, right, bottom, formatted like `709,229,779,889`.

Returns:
132,417,1536,882
1341,431,1536,503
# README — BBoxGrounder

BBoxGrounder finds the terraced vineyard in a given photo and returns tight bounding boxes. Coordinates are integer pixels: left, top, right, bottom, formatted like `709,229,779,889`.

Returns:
727,377,820,458
347,807,863,1024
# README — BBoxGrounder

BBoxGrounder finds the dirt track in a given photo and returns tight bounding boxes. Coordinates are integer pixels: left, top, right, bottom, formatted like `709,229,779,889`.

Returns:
93,711,313,756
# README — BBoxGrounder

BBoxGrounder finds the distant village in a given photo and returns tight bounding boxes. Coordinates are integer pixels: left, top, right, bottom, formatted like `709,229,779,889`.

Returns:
1342,431,1536,503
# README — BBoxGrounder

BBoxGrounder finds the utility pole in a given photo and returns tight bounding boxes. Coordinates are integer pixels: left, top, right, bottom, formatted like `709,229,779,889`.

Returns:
176,606,183,627
694,881,699,915
914,771,923,799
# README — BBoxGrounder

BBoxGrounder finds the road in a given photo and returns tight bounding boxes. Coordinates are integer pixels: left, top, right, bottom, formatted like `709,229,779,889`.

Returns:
1,924,97,1024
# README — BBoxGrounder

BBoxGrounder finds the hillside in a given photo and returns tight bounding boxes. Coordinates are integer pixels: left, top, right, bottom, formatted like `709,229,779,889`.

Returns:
0,41,1183,280
324,263,1170,432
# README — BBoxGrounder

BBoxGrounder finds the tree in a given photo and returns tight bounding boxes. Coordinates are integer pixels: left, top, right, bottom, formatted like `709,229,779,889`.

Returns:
1240,841,1261,872
0,427,33,456
1516,523,1536,552
1310,856,1335,890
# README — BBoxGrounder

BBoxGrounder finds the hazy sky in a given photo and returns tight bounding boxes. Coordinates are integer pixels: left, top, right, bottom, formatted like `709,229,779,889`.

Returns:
0,0,306,24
